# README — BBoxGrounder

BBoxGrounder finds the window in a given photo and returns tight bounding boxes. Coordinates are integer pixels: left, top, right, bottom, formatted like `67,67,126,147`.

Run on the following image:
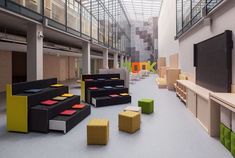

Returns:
67,0,80,31
11,0,42,13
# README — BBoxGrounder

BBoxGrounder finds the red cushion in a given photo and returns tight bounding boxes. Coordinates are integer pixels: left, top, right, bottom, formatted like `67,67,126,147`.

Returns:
109,94,119,97
41,100,58,106
60,110,77,116
85,79,93,81
89,87,98,90
72,104,85,109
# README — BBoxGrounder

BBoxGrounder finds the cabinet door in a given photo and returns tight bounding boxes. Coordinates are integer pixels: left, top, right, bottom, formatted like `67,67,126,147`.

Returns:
187,89,197,116
197,96,209,131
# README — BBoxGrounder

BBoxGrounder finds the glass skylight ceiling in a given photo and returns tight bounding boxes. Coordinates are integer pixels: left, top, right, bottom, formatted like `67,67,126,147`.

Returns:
121,0,163,21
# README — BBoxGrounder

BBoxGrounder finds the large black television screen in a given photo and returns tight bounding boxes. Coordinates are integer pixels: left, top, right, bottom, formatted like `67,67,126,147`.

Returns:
194,30,233,92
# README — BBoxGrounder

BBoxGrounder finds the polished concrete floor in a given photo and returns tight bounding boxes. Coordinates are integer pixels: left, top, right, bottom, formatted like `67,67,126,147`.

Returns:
0,75,232,158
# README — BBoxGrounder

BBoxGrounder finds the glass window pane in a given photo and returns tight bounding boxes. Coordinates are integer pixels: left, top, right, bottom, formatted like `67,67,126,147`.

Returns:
45,0,66,24
67,0,80,31
176,0,182,33
82,7,90,36
92,17,98,40
11,0,42,13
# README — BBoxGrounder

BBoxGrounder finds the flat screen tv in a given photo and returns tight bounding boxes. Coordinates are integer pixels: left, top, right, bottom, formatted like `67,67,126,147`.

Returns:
194,30,233,92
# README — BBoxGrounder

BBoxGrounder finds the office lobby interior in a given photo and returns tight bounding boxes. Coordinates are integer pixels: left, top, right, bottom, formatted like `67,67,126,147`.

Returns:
0,0,235,158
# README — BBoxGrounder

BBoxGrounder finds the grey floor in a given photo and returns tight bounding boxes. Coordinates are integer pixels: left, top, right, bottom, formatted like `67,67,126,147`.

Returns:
0,75,232,158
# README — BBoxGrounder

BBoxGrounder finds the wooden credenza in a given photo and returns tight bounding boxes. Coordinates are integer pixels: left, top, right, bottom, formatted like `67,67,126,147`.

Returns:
175,80,212,134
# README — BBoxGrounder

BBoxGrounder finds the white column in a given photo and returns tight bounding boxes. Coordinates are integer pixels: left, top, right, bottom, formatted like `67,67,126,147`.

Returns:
82,41,91,74
128,56,131,63
125,56,128,64
103,48,109,69
27,24,43,81
120,54,124,68
94,59,97,73
113,52,119,69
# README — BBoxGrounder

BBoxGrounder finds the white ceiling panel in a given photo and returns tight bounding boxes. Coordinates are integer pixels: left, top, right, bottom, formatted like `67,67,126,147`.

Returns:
121,0,163,21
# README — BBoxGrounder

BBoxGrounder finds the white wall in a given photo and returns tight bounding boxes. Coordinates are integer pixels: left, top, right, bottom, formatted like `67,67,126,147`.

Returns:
158,0,179,66
158,0,235,83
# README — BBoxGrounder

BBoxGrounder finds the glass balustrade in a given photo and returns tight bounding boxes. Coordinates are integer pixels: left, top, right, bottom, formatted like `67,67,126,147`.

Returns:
2,0,131,53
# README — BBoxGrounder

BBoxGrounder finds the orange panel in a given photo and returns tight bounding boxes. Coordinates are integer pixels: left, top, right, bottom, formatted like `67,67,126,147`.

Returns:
132,62,141,73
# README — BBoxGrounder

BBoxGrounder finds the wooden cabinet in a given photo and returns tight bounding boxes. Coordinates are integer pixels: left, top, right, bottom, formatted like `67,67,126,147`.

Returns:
175,80,212,134
187,89,197,116
175,81,186,103
157,57,166,68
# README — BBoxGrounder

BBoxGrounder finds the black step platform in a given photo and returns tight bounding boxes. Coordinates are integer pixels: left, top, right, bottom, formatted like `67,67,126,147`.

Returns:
30,96,80,133
82,74,132,107
87,87,129,104
49,105,91,133
92,95,131,107
9,78,90,134
84,80,124,102
17,86,69,107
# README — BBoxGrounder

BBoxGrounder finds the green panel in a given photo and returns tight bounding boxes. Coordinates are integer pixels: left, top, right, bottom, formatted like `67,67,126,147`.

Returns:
220,123,225,144
231,132,235,157
223,123,231,151
138,99,154,114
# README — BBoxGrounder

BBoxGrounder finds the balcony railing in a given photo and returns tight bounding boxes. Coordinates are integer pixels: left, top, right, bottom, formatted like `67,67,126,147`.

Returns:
0,0,131,54
176,0,223,39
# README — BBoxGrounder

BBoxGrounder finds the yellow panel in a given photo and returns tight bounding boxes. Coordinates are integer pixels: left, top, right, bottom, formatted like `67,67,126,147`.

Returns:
140,62,149,70
81,81,85,101
6,84,28,133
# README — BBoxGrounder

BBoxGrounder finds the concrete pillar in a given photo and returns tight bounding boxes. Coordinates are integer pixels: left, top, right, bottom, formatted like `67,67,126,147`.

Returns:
113,52,119,69
120,54,124,68
82,41,91,74
27,24,43,81
103,49,109,69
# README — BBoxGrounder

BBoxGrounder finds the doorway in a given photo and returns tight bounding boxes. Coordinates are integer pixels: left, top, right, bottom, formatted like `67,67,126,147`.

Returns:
12,52,27,83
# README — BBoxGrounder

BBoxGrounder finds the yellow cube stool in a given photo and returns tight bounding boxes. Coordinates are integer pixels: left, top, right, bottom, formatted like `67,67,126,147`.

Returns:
87,119,109,145
119,111,140,133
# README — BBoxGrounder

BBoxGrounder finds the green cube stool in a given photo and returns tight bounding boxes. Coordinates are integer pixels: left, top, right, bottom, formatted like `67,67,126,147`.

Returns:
231,132,235,157
138,99,154,114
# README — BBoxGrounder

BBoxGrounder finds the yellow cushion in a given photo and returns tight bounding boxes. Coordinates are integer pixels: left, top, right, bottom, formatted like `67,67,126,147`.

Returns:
120,93,129,96
111,78,119,80
61,93,74,97
53,96,67,101
51,84,64,87
156,78,166,85
179,74,188,80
